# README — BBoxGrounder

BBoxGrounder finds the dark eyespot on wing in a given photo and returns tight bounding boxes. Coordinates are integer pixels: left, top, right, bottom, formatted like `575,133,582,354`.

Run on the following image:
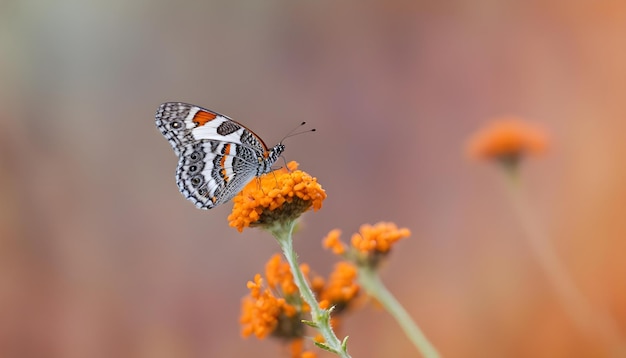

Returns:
190,175,204,188
155,102,197,152
186,143,206,162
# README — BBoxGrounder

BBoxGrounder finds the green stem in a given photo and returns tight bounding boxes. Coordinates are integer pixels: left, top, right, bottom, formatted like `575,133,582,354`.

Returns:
270,221,351,358
359,265,441,358
501,168,626,357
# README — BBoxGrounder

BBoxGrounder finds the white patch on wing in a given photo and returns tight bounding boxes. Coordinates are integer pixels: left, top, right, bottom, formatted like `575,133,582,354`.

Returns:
200,168,220,195
222,153,235,183
191,116,248,145
184,107,200,129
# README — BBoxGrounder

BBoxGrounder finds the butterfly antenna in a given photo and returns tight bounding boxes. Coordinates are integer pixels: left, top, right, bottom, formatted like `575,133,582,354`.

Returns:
276,122,315,173
280,121,316,143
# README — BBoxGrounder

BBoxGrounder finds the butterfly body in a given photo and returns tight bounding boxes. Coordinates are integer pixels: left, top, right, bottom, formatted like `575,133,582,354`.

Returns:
155,102,284,209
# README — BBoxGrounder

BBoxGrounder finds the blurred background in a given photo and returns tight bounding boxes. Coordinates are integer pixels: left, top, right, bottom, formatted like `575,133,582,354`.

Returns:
2,0,626,357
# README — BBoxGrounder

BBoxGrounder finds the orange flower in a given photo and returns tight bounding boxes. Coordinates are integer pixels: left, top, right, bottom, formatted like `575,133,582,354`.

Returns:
228,161,327,232
323,222,410,268
351,222,410,254
317,262,360,314
241,255,312,341
466,117,548,164
240,275,299,339
322,229,347,255
265,254,309,299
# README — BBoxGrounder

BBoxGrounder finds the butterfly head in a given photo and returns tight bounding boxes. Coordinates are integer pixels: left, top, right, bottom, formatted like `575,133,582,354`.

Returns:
272,143,286,157
259,143,285,175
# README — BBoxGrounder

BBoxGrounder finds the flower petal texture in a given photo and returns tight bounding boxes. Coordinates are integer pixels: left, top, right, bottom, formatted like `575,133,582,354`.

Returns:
228,161,326,232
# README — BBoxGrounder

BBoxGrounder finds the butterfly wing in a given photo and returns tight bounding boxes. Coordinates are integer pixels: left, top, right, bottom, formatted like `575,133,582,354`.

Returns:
156,102,270,209
156,102,223,155
156,102,271,154
175,141,262,209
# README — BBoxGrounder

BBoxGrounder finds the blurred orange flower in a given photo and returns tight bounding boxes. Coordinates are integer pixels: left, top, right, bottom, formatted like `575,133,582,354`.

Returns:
241,255,312,341
228,161,326,232
265,254,310,299
322,229,346,255
466,117,548,164
315,262,360,313
240,274,299,339
323,222,410,268
351,222,410,254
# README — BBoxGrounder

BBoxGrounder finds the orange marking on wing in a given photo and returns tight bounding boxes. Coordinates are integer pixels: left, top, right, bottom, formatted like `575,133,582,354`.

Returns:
193,110,217,126
220,144,231,182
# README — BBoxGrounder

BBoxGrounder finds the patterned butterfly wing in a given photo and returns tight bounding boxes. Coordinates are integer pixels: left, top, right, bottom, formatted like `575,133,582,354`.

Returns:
155,102,283,209
156,103,200,155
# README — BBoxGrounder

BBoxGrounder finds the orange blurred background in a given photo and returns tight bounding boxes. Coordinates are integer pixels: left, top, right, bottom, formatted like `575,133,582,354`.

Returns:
2,1,626,357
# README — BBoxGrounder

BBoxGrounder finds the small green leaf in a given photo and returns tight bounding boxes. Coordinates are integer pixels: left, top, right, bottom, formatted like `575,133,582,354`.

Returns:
341,335,350,351
314,341,338,354
301,319,318,328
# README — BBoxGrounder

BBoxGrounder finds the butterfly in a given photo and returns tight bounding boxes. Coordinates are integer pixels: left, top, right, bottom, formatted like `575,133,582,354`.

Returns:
155,102,285,209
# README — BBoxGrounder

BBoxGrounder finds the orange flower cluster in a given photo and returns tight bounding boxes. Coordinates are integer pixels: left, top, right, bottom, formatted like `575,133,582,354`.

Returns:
241,254,360,356
228,161,327,232
323,222,411,267
240,254,313,340
466,117,548,164
351,222,410,254
240,274,298,340
240,254,318,356
312,262,360,313
265,254,309,299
